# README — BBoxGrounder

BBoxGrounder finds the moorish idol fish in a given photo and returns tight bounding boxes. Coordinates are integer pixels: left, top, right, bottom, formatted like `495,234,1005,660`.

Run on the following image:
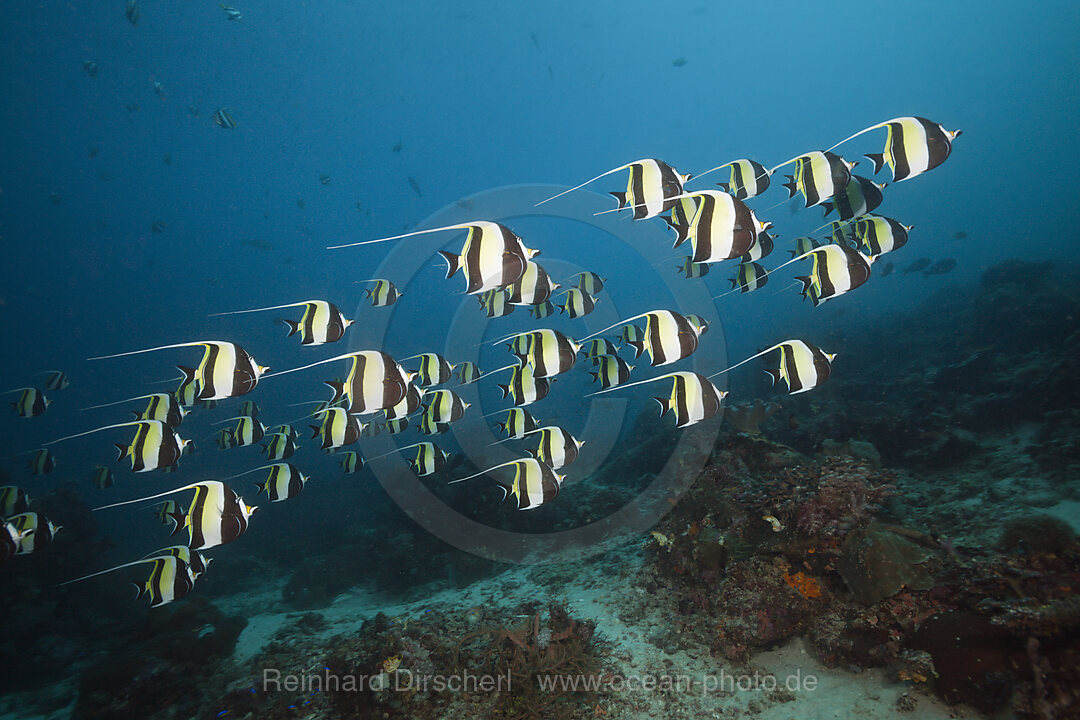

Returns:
529,301,556,319
368,442,449,477
91,465,114,489
216,427,237,450
0,486,30,517
212,108,237,129
310,407,364,451
494,329,580,378
661,195,702,246
449,458,564,511
146,545,211,580
154,500,186,533
581,338,620,359
682,190,770,263
558,288,597,319
771,151,855,208
418,413,449,436
386,417,409,434
590,354,633,390
693,158,771,200
538,159,691,221
792,244,874,305
726,262,769,295
340,451,362,474
82,392,187,429
361,421,383,438
507,261,559,306
46,420,189,473
29,449,56,476
360,279,403,307
828,116,962,182
495,364,552,407
238,400,260,417
853,215,912,256
261,432,297,461
94,481,256,550
60,554,196,608
581,310,703,367
790,236,823,258
709,340,835,395
329,221,539,296
422,389,470,425
589,371,726,429
385,383,425,421
685,314,710,336
676,257,710,279
570,271,606,295
401,353,454,387
89,341,268,401
6,387,49,417
8,512,60,554
214,416,265,446
210,300,352,346
270,424,299,441
269,350,413,415
522,426,585,469
478,288,515,318
486,407,540,440
40,371,70,392
742,227,775,263
236,463,310,503
823,175,886,221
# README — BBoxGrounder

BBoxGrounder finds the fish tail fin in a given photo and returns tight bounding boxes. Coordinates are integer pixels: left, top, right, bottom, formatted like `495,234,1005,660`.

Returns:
764,368,781,387
309,425,321,439
167,509,185,534
282,319,299,337
653,396,670,417
324,381,345,404
794,275,814,298
497,384,510,399
782,176,797,198
627,340,645,359
716,181,730,192
132,582,145,601
114,443,129,462
609,191,627,209
438,251,460,279
822,201,835,217
865,152,886,175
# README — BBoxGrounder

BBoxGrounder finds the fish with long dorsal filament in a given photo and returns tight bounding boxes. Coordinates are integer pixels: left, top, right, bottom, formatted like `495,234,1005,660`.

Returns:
537,159,690,220
88,341,268,401
328,221,538,296
588,371,727,429
209,300,352,346
448,457,564,511
827,116,961,182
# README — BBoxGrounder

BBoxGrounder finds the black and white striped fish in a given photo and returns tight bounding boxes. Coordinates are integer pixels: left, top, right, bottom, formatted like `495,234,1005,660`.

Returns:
210,300,352,346
507,261,559,306
538,158,691,220
523,426,585,469
773,151,856,208
7,387,49,417
89,341,268,401
590,354,633,390
590,371,726,429
823,175,886,221
449,457,564,511
329,222,538,296
362,279,402,307
310,407,364,451
558,288,596,318
829,116,961,183
710,339,835,395
401,353,454,387
854,215,912,256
